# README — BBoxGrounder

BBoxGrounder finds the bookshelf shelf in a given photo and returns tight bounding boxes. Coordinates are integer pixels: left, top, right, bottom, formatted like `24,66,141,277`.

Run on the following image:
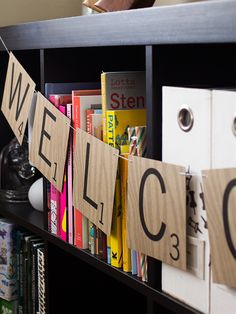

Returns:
0,1,235,313
0,201,44,231
0,0,236,50
0,200,201,314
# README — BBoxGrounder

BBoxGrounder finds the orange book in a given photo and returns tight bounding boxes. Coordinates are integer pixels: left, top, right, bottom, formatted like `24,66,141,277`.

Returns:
72,89,101,249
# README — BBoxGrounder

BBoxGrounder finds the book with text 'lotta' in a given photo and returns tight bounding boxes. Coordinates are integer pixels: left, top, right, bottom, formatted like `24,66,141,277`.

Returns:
101,71,146,143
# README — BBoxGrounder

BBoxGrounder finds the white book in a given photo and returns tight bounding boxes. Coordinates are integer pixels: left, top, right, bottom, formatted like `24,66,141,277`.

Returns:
210,89,236,314
162,86,211,313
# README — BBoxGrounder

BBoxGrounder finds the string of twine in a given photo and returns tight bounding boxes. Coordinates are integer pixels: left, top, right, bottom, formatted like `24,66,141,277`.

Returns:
0,36,205,176
0,36,10,55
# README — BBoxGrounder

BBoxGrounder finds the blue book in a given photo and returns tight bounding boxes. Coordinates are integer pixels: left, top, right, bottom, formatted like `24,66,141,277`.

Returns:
44,82,100,97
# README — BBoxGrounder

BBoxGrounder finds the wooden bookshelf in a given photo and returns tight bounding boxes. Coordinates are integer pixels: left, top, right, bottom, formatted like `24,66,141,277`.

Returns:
0,1,236,313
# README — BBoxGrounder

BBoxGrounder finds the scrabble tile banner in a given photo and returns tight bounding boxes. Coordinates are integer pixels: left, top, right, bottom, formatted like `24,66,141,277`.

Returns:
202,167,236,287
73,128,119,235
127,155,187,270
29,92,70,192
1,52,36,145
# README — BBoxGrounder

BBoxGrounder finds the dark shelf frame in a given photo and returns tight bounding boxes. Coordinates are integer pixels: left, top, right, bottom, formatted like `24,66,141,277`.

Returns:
0,201,201,314
0,0,236,51
0,201,44,234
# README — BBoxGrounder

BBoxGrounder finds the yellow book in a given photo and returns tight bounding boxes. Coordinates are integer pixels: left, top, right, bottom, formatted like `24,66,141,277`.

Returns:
106,108,146,268
110,164,123,268
106,109,146,148
101,71,145,143
120,153,131,272
101,72,107,143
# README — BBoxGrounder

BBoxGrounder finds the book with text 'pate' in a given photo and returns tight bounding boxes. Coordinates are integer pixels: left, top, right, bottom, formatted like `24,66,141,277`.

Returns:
106,108,146,268
101,71,145,143
106,109,146,149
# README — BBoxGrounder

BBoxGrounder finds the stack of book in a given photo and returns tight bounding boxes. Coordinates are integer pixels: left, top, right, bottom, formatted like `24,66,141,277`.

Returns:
44,70,148,281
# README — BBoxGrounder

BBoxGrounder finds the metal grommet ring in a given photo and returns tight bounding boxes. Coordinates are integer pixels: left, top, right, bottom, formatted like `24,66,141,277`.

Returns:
177,106,194,132
232,114,236,137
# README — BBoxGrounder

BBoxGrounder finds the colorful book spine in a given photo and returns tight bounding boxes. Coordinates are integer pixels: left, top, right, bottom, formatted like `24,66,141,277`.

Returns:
128,126,138,275
86,107,106,258
86,106,96,255
59,104,67,242
106,236,111,265
72,91,101,249
121,140,145,277
107,109,146,148
0,298,18,314
86,108,95,135
91,113,102,137
135,125,148,282
22,235,38,313
110,166,123,268
59,173,67,241
16,229,30,314
47,183,51,233
50,184,59,235
27,237,41,314
107,109,146,269
37,247,46,314
72,92,85,249
66,103,74,245
101,72,107,143
48,94,72,236
30,240,44,314
89,223,96,255
106,112,122,268
135,125,147,158
120,154,131,273
0,219,18,301
92,115,107,261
